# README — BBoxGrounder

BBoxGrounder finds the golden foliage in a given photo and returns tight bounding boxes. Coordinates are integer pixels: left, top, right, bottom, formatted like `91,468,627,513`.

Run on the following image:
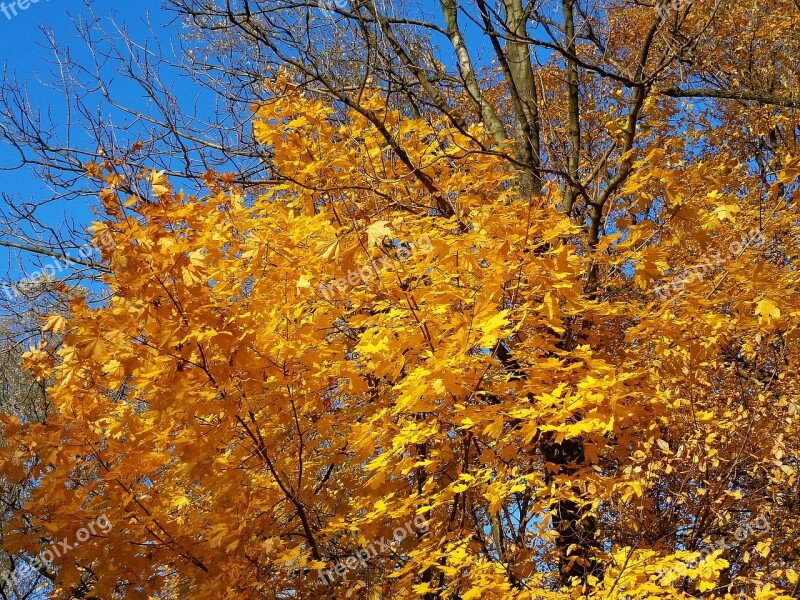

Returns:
2,74,800,599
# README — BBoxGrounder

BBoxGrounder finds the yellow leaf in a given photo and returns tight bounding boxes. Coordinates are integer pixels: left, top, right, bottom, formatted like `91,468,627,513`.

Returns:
714,204,741,221
755,541,771,558
366,220,392,247
43,314,67,334
755,298,781,323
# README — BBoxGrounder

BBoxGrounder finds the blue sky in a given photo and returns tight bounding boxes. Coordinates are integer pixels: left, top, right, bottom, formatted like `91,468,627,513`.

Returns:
0,0,177,283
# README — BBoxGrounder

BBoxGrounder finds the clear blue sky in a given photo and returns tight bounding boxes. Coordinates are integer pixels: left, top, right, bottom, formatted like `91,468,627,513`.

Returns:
0,0,183,282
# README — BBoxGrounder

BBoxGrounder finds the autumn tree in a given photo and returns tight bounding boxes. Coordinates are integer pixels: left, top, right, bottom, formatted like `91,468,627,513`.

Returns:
1,0,799,598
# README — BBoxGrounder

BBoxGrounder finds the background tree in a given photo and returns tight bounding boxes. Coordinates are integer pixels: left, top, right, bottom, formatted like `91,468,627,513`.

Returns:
0,291,78,600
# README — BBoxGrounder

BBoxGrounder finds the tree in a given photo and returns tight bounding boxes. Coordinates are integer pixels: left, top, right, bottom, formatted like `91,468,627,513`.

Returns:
0,0,799,598
0,295,77,600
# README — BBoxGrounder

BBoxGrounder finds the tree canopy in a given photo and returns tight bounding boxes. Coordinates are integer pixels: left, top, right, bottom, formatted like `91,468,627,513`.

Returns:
1,0,799,598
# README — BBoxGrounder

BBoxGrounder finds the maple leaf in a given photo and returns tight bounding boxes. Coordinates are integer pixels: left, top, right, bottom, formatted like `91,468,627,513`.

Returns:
366,220,392,247
755,298,781,323
43,314,67,334
714,204,742,221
